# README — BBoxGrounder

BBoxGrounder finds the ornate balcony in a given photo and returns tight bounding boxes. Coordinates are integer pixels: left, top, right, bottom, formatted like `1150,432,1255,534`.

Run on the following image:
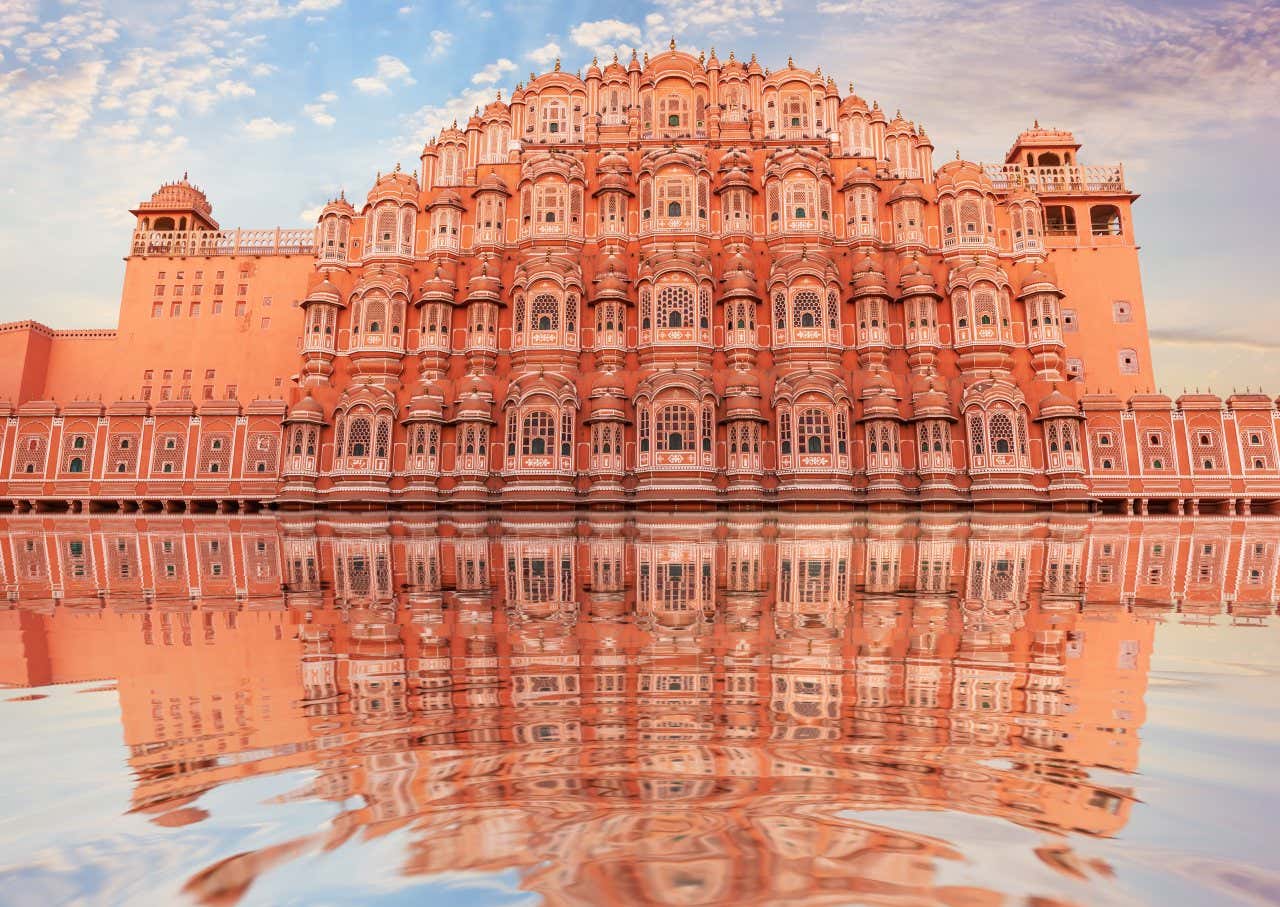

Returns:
130,228,315,257
982,163,1126,194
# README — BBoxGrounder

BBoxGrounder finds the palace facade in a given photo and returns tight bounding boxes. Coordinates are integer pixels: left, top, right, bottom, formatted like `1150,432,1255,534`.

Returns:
1,46,1277,513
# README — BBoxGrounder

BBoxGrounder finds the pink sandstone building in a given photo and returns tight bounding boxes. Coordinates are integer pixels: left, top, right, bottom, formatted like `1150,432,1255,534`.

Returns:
1,46,1276,514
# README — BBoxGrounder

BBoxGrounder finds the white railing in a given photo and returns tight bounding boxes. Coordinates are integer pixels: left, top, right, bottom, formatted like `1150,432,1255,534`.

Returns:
982,163,1126,194
131,228,316,257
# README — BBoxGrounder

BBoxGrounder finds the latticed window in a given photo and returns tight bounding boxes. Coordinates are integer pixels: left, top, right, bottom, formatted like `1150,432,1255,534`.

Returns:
601,192,626,235
657,285,695,329
531,294,560,331
722,187,751,232
1193,427,1225,471
797,408,832,454
151,431,185,475
1140,428,1173,471
198,433,232,475
108,434,139,474
535,182,566,225
521,411,555,455
792,291,822,328
375,419,390,459
243,431,279,475
1242,424,1274,470
347,417,372,458
540,97,568,137
779,408,793,454
656,175,690,219
989,412,1015,454
656,404,696,451
13,434,47,476
591,423,624,472
61,430,92,474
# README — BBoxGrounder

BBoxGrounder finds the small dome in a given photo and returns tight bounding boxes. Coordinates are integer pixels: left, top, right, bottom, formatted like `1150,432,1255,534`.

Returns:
1036,387,1078,420
1018,262,1062,299
428,188,465,209
287,393,325,422
305,276,342,305
473,172,510,195
840,164,877,191
935,158,995,193
320,193,356,219
417,261,457,303
887,180,924,203
851,250,888,297
898,255,938,295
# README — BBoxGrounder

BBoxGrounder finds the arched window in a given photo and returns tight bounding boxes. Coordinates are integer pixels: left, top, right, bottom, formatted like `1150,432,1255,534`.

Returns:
657,404,695,452
521,411,555,456
68,457,84,473
656,285,694,332
797,408,832,454
1090,205,1122,236
348,417,371,458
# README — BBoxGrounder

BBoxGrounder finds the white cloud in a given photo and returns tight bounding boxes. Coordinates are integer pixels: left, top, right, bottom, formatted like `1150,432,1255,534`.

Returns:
242,116,294,139
374,53,414,83
216,79,255,97
304,103,335,127
471,58,515,85
353,54,415,94
526,42,560,66
428,29,452,57
299,203,325,222
570,19,643,55
398,5,414,14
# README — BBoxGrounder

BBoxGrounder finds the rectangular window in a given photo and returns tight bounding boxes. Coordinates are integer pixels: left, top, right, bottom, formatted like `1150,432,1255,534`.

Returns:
143,369,154,380
182,369,192,380
260,317,271,329
189,303,200,317
204,369,216,379
214,284,224,295
1062,309,1078,332
203,385,214,400
226,385,238,399
151,303,163,318
237,284,248,295
179,385,191,400
173,285,184,296
154,285,165,295
170,303,181,317
212,300,223,315
235,302,247,317
163,369,173,380
194,270,203,279
192,284,203,296
175,271,184,279
141,386,152,400
216,270,224,279
157,271,166,279
160,385,172,400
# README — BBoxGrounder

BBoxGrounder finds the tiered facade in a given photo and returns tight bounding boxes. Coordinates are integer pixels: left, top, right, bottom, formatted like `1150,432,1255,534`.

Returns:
1,46,1277,513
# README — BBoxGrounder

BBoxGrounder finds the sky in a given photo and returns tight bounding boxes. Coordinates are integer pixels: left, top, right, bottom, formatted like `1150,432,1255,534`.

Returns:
0,0,1276,393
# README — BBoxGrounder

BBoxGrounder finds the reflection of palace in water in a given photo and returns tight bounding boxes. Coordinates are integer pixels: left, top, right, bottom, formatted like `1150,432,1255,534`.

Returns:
1,514,1276,905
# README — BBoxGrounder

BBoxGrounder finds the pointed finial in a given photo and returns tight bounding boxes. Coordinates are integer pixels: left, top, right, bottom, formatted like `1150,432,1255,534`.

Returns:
182,170,188,181
670,36,676,51
592,55,598,66
496,89,502,101
553,57,560,72
955,148,961,159
787,55,794,67
612,50,618,63
394,161,401,172
644,51,650,65
530,71,536,82
729,50,736,61
1034,118,1040,128
698,51,705,65
848,82,854,94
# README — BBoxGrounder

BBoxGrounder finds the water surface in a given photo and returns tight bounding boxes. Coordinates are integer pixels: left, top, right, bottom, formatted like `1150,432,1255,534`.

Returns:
1,513,1278,906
